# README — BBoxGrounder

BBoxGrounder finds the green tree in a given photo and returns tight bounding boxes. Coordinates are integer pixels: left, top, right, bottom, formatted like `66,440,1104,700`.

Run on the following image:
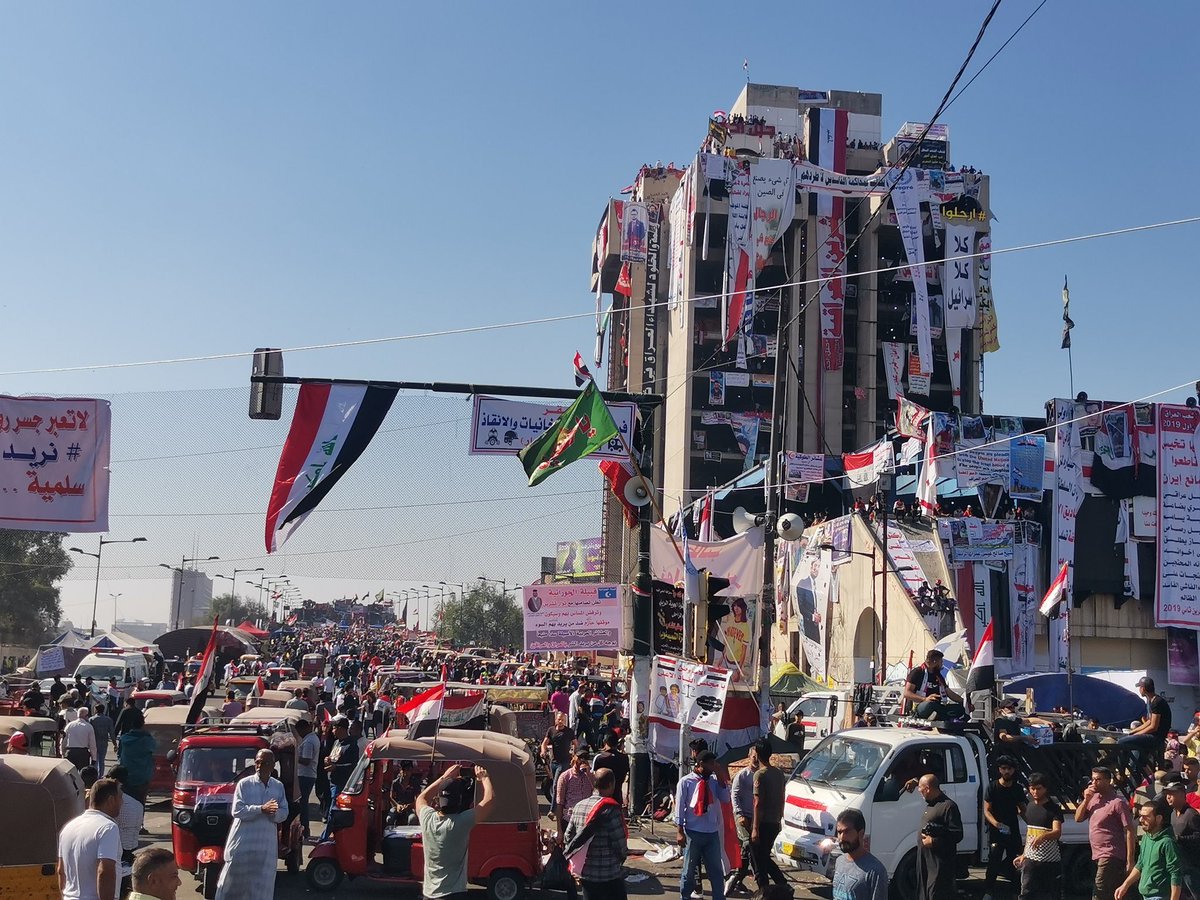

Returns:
0,530,71,644
209,592,268,627
438,584,523,652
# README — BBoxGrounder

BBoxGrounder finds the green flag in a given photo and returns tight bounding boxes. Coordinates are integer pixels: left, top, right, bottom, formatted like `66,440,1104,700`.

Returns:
518,382,621,486
375,588,385,602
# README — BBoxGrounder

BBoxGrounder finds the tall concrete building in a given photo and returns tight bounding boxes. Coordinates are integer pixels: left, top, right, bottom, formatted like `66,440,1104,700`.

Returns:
593,83,991,569
168,568,214,629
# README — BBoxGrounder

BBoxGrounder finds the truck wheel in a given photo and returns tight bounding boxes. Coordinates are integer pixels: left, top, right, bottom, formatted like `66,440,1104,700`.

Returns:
488,868,526,900
200,863,221,900
889,849,918,900
1063,845,1095,895
306,857,343,892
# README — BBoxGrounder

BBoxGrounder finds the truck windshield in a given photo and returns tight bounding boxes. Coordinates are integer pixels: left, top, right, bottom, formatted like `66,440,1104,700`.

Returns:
792,734,887,794
179,748,262,784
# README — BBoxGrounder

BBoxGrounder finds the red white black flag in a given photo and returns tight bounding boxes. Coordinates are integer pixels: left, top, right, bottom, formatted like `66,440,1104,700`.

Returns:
186,617,219,725
265,383,398,552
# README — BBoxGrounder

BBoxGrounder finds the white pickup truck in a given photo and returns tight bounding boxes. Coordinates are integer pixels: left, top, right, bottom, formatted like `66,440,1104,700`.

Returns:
784,687,903,742
773,727,1096,900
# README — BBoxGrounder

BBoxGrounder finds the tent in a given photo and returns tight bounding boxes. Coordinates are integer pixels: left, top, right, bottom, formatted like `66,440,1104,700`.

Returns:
155,626,258,665
237,621,269,639
1002,672,1145,727
769,663,824,704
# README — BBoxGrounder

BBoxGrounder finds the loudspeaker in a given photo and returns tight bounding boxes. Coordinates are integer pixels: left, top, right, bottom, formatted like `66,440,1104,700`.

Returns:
249,348,284,420
731,507,764,535
623,477,653,508
776,513,804,541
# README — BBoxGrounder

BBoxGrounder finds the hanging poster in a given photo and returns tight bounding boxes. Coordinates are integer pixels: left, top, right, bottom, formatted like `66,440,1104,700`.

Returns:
884,524,927,597
723,161,753,346
907,348,930,396
827,514,853,567
791,537,828,679
522,584,623,653
943,521,1014,562
977,234,1000,353
668,178,687,311
647,654,733,762
785,451,825,483
1006,530,1039,673
0,396,111,533
882,342,906,401
709,372,725,406
620,202,649,264
1009,435,1047,500
946,327,963,408
652,580,683,656
955,445,1009,487
1156,403,1200,627
810,107,848,371
889,168,933,373
750,158,795,274
1049,398,1081,672
896,397,931,441
470,396,635,459
730,414,760,472
942,223,977,328
1168,628,1200,688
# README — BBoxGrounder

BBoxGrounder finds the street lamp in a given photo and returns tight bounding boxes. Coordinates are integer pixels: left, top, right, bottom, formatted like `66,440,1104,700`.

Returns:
159,555,219,630
108,593,123,632
477,575,506,594
69,537,147,637
424,585,449,632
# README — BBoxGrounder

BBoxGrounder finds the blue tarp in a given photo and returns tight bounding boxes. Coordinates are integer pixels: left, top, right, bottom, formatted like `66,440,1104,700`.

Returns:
1003,673,1145,727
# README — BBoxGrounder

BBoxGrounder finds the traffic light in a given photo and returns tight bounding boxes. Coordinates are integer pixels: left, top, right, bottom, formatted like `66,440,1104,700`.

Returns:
689,569,732,659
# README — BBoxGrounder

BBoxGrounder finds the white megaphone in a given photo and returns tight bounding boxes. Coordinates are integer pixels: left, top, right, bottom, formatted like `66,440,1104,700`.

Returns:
731,506,766,535
776,512,804,541
623,477,653,508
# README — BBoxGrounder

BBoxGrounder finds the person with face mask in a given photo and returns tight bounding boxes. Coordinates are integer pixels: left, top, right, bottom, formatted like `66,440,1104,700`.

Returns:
831,808,887,900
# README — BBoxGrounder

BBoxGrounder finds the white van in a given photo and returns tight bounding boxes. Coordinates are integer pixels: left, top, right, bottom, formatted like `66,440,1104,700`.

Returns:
73,651,151,686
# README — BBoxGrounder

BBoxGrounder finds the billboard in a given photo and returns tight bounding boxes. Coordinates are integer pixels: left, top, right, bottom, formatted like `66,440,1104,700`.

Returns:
555,538,603,577
522,583,623,653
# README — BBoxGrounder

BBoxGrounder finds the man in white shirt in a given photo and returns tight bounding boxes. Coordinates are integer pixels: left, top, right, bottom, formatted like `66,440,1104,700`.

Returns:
65,706,99,770
107,765,145,860
296,719,320,837
58,777,123,900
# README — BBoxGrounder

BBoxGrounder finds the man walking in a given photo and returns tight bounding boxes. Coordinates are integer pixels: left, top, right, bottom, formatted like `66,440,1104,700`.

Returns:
324,716,359,817
90,704,115,774
750,739,788,891
725,748,759,896
213,748,289,900
916,774,963,900
416,764,496,900
296,718,320,838
556,749,596,841
1164,777,1200,896
1116,799,1183,900
1013,772,1063,900
1075,766,1136,900
541,712,575,806
675,750,731,900
564,767,628,900
832,808,888,900
982,756,1024,900
57,777,123,900
64,706,98,770
128,847,181,900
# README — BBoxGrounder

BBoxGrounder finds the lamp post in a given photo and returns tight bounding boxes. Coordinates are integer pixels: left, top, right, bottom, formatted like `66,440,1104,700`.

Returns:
108,593,123,632
423,584,448,631
159,555,219,630
477,575,506,594
69,537,147,637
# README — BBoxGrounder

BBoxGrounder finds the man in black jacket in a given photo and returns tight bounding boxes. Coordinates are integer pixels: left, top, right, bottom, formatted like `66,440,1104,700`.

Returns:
916,774,963,900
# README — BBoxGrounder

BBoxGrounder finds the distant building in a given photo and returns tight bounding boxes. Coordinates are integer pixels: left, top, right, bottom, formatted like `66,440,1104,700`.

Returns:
113,620,170,645
168,569,214,629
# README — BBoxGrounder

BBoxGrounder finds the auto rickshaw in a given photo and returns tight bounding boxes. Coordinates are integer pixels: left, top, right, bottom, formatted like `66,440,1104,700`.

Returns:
277,680,317,710
246,688,293,710
145,704,206,793
264,666,297,688
233,706,313,729
306,730,542,899
130,688,188,710
300,653,326,678
0,716,61,757
0,755,85,897
170,720,305,898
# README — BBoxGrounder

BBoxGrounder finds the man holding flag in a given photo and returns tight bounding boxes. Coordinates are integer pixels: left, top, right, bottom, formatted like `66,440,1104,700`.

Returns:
186,618,220,725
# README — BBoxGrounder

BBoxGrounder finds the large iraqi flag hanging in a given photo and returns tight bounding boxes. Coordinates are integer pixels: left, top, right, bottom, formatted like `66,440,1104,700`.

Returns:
265,383,398,552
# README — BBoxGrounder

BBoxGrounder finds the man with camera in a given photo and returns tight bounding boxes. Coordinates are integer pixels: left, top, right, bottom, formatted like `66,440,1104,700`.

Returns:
916,774,963,900
416,764,496,900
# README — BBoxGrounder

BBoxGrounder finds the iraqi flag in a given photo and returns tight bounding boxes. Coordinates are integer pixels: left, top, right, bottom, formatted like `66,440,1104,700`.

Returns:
186,617,219,725
573,352,593,387
599,459,639,527
1039,562,1071,617
397,683,445,739
963,621,995,702
264,383,398,552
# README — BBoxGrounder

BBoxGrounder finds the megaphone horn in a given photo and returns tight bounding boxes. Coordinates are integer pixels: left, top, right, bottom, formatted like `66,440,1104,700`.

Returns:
623,477,653,508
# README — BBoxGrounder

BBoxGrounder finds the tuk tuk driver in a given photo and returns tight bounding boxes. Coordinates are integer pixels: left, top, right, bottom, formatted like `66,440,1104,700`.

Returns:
416,764,497,900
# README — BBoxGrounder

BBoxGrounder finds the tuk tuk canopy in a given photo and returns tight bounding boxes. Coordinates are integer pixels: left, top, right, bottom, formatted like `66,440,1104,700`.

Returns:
0,756,85,866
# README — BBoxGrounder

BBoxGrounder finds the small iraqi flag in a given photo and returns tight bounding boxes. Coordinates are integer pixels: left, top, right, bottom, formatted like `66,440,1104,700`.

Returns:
186,617,220,725
396,683,445,740
964,621,995,700
1039,562,1071,617
265,383,398,552
573,352,593,387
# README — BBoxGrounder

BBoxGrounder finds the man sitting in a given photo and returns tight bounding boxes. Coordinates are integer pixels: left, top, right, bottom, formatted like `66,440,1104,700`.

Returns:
902,650,965,721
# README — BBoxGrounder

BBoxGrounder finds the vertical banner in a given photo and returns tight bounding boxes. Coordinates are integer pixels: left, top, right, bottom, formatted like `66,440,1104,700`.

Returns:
620,202,648,264
972,563,991,639
1157,404,1200,627
810,108,848,371
889,169,933,373
882,342,906,401
723,161,753,346
643,205,662,391
942,223,977,328
1050,399,1082,671
977,234,1000,353
750,158,795,275
1008,435,1047,500
907,348,931,396
791,537,826,680
667,176,687,311
0,396,111,532
946,327,963,408
1006,524,1040,674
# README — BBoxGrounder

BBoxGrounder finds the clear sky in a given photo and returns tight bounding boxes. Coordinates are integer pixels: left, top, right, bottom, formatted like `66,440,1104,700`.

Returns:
1,2,1196,629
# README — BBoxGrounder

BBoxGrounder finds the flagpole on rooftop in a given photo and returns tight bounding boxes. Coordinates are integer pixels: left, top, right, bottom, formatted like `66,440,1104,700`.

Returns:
1062,276,1075,398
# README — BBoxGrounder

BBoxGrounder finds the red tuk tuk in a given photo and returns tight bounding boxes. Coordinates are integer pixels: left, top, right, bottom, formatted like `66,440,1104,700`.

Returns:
306,730,542,899
169,718,306,898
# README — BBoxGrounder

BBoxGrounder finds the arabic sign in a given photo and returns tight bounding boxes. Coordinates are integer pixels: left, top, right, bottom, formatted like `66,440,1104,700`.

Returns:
469,396,635,458
939,519,1014,562
555,538,603,577
521,583,623,653
38,645,66,674
0,396,110,532
647,653,731,735
1156,404,1200,627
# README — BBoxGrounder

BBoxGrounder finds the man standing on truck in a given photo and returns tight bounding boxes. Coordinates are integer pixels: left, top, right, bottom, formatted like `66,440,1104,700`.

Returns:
1115,799,1183,900
982,756,1025,900
831,808,887,900
916,774,963,900
1075,766,1136,900
902,650,965,721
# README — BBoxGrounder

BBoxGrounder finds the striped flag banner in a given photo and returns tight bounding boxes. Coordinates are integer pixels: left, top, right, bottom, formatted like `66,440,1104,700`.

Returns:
264,383,398,552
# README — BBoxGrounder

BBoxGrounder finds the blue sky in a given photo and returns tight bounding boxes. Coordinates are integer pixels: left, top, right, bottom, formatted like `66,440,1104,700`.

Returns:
2,2,1197,626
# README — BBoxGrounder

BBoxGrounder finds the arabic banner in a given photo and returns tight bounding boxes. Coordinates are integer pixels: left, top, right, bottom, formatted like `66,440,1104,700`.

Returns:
647,654,733,761
724,160,753,345
977,234,1000,353
827,514,853,567
907,347,930,396
896,397,930,441
668,175,688,311
942,520,1014,562
652,580,683,656
469,395,635,458
1050,398,1082,669
882,342,906,401
620,202,648,264
1156,404,1200,627
0,396,110,533
885,524,928,597
1006,525,1040,673
943,223,977,328
521,583,623,653
955,445,1009,487
889,169,933,373
793,161,888,197
750,158,795,275
811,108,848,371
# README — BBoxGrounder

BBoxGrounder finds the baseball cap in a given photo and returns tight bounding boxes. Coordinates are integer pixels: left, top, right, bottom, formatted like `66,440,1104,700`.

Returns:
8,732,27,750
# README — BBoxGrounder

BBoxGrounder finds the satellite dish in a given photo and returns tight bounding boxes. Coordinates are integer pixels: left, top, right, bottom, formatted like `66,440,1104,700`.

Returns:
731,507,765,535
776,513,804,541
623,477,653,508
